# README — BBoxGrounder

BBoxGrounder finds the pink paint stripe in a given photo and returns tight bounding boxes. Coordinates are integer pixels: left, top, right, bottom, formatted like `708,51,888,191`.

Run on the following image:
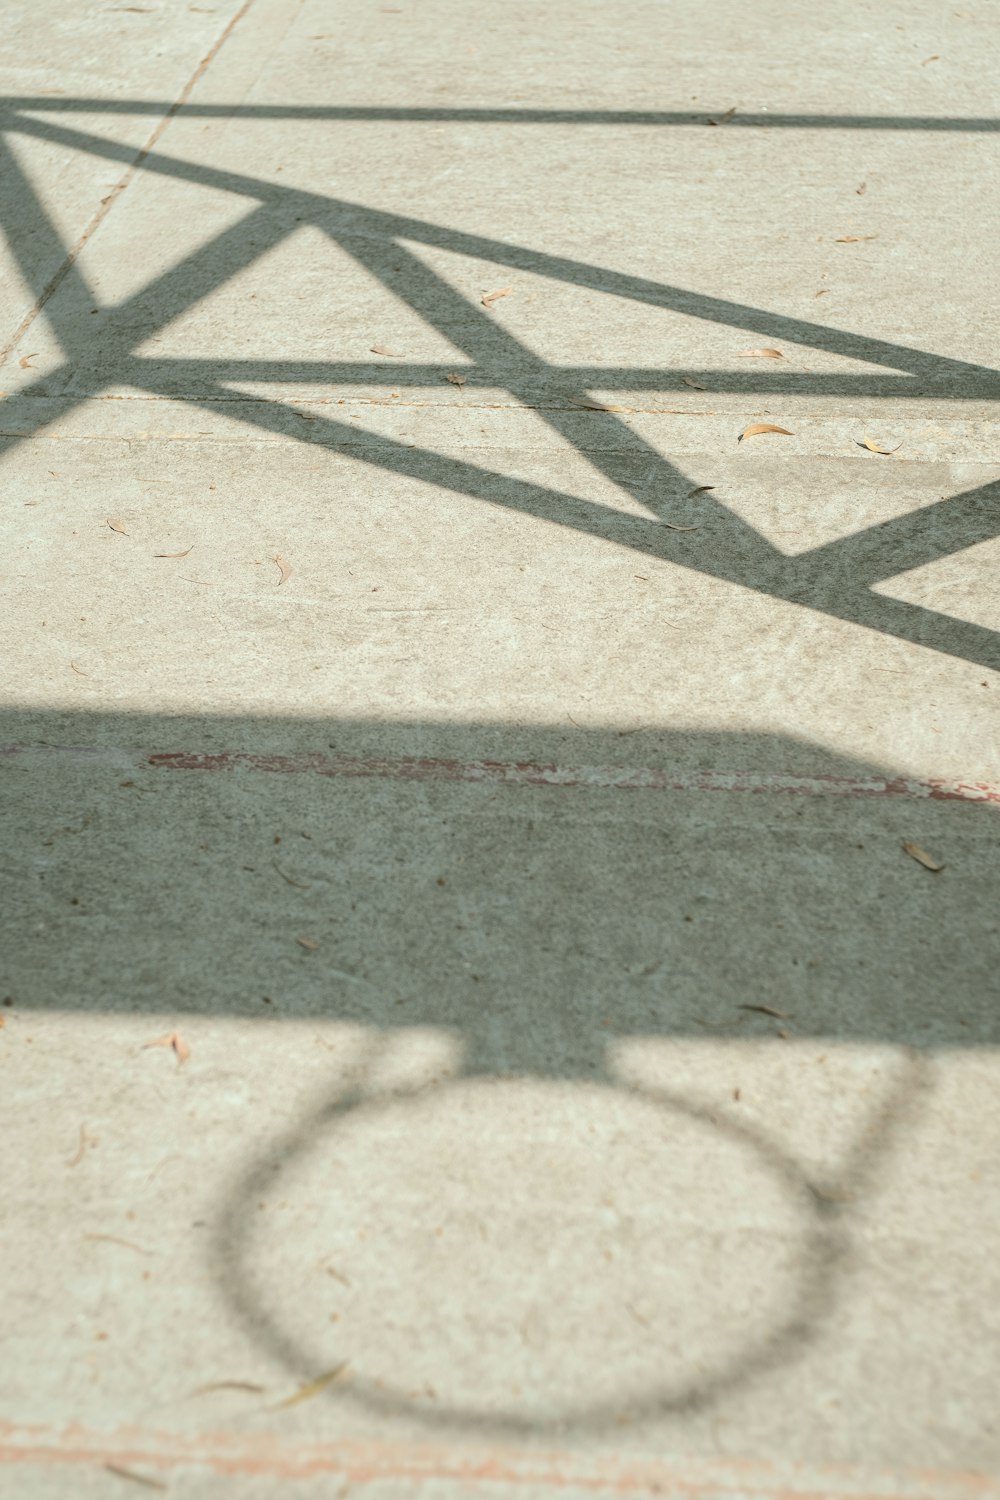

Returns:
1,1423,998,1495
151,751,1000,802
3,744,998,802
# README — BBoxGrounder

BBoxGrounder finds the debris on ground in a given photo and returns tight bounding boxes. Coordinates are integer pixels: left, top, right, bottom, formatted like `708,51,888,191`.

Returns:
142,1031,191,1064
902,840,945,872
193,1380,266,1396
271,1363,349,1409
104,1463,167,1491
68,1123,95,1167
739,423,793,441
84,1233,151,1255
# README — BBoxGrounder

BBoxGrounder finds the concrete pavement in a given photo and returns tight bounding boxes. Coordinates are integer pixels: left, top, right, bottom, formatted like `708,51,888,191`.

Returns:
1,1,999,1495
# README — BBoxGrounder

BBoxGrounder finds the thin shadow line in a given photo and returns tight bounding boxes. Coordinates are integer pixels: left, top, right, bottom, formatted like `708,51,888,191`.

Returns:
3,100,1000,131
35,360,999,401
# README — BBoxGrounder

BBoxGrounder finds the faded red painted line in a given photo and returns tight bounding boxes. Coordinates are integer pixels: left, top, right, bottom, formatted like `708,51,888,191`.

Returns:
1,1425,998,1495
3,745,998,802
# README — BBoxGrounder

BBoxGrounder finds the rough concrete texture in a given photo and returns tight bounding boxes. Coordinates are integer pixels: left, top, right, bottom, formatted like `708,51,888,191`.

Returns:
1,1,999,1496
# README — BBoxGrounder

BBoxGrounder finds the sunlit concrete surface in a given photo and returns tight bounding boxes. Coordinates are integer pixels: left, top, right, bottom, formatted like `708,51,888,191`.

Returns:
1,2,999,1495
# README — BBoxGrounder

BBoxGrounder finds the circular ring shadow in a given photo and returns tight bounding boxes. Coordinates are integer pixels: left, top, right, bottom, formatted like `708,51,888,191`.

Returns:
213,1069,846,1435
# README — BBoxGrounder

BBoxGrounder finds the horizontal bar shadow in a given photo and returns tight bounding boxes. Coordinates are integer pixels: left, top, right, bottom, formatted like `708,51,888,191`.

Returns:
2,100,1000,131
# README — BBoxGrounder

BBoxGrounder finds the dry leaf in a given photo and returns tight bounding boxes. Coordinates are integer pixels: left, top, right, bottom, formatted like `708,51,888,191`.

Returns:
296,935,319,951
858,436,901,455
736,348,784,359
370,343,403,357
659,520,702,531
902,840,944,872
707,106,736,126
815,289,829,297
273,553,292,585
19,353,39,369
921,54,940,64
142,1031,191,1063
272,1364,348,1409
835,234,879,243
856,182,867,195
70,662,89,676
681,375,706,390
445,372,466,386
738,1003,788,1019
568,396,623,412
107,518,128,534
688,485,715,496
481,286,513,307
738,423,793,441
154,546,193,559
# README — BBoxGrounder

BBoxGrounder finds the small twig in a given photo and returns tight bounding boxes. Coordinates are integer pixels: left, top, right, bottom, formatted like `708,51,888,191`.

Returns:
104,1464,167,1492
192,1379,266,1396
84,1233,152,1256
270,1364,349,1410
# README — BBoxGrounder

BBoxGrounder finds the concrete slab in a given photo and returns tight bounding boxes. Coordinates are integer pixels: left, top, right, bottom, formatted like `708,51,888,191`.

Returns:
1,1,999,1495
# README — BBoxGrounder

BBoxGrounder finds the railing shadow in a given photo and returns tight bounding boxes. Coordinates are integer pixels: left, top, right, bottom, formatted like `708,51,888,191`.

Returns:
1,96,999,676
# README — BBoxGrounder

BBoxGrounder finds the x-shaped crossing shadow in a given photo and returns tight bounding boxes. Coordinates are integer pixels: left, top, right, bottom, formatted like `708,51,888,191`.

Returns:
1,97,999,672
